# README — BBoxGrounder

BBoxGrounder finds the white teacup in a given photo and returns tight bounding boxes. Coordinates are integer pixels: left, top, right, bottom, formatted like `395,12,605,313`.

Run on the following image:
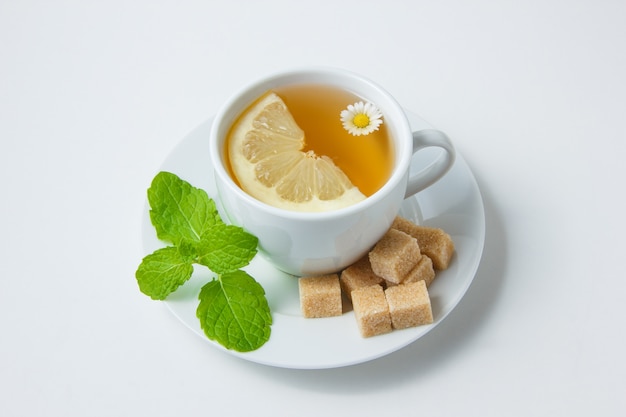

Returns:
209,68,455,276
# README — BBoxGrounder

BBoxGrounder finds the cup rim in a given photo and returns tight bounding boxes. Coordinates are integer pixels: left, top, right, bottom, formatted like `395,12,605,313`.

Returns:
209,67,413,221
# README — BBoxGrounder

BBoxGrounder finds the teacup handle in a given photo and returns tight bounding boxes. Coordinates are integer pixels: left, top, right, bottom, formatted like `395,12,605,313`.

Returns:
405,129,456,199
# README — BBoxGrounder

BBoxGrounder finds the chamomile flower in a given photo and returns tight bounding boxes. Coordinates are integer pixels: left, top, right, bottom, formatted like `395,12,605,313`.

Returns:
340,101,383,136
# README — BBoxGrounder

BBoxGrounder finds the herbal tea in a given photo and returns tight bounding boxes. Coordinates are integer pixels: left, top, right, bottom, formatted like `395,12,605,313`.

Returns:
274,84,393,196
225,83,394,211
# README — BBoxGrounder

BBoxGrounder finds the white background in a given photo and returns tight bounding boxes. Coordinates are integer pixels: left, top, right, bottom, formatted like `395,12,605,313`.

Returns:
1,1,625,416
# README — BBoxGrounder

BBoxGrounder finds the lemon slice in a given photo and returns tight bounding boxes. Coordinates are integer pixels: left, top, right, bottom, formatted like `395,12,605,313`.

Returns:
228,92,366,212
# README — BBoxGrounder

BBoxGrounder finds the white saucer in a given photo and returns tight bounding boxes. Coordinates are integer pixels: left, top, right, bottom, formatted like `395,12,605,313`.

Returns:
141,111,485,369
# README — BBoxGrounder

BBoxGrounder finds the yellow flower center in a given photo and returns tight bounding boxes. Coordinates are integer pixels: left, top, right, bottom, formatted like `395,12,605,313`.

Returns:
352,113,370,128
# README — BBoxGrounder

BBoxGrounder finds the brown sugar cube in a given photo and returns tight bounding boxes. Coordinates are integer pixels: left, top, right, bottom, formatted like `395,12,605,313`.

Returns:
369,229,421,284
299,274,342,318
340,256,385,301
403,255,436,287
381,256,433,289
351,285,392,337
385,280,434,329
391,216,455,270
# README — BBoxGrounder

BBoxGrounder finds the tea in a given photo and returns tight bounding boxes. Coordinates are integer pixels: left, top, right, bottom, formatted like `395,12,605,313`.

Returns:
225,83,394,200
273,84,393,197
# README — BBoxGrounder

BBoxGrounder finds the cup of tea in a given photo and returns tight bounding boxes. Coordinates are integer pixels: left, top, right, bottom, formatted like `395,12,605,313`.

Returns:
209,68,455,276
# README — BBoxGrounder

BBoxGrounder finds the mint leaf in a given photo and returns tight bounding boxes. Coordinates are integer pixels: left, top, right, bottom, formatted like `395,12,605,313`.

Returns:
138,171,272,352
196,270,272,352
136,246,194,300
195,223,259,274
147,171,222,245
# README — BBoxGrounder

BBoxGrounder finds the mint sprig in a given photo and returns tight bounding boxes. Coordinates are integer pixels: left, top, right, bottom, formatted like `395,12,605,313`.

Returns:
136,171,272,352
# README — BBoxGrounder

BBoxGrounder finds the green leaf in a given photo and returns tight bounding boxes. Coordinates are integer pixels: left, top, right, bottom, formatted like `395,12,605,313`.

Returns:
147,171,222,245
196,270,272,352
195,223,258,274
139,171,270,352
135,246,194,300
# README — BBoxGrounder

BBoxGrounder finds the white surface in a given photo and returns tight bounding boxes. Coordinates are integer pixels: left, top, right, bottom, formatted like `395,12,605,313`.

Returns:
1,0,624,416
142,111,484,369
